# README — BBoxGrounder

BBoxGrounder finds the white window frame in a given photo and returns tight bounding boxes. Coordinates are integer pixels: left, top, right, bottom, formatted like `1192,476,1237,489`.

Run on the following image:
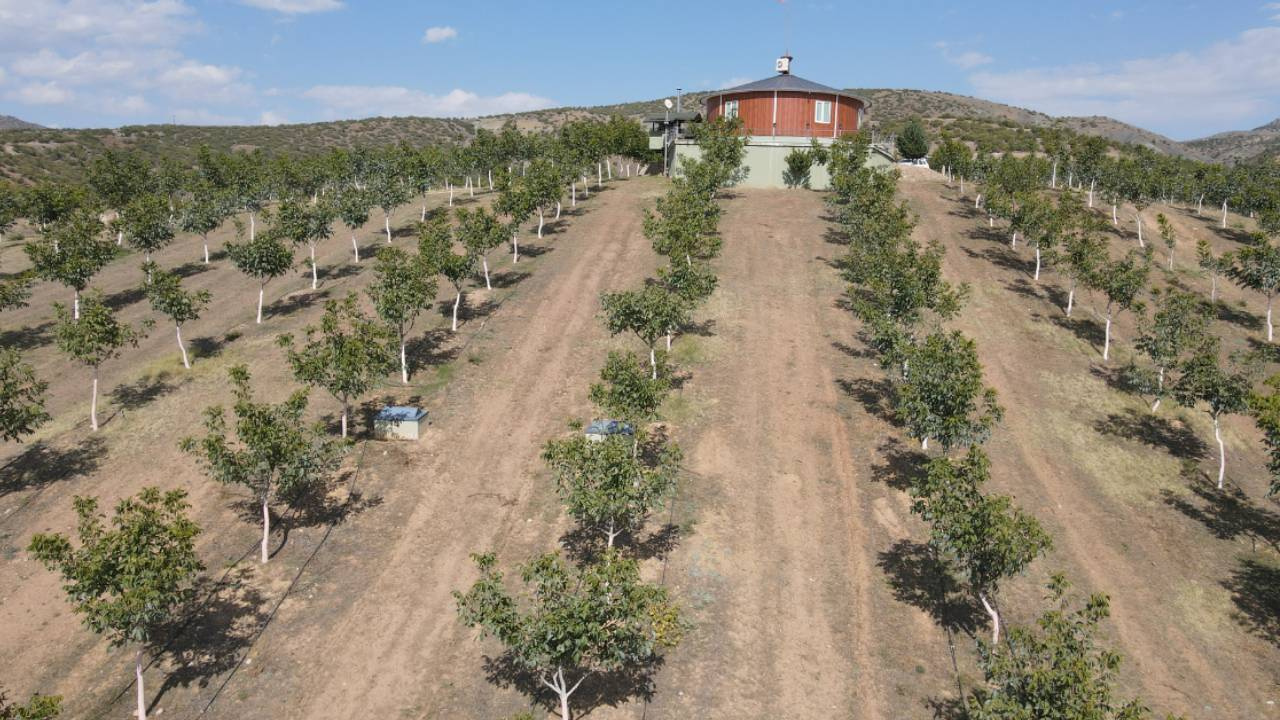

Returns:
724,99,739,120
814,99,832,124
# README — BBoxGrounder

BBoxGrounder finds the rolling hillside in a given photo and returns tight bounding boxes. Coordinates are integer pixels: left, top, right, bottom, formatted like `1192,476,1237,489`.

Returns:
0,115,42,131
1186,119,1280,164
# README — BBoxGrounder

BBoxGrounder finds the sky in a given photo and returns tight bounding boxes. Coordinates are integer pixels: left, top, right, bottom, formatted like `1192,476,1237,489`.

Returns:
1,1,1278,140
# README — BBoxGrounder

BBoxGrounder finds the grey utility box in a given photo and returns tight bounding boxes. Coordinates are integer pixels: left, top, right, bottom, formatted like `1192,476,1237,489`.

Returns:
584,419,634,442
374,406,427,440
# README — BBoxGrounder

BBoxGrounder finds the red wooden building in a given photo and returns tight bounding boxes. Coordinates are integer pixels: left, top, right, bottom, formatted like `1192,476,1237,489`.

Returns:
704,55,869,139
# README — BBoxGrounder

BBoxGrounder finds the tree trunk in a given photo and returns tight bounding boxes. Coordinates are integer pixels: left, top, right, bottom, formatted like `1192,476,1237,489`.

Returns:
979,592,1000,644
256,284,265,324
975,193,982,209
310,244,318,289
341,405,348,438
1214,415,1226,489
421,203,427,222
488,169,493,190
537,208,544,238
400,340,409,384
1152,366,1164,412
1010,231,1017,249
482,256,491,290
583,176,589,198
1050,160,1057,189
1222,200,1228,228
90,367,99,431
649,347,657,379
1196,193,1204,215
1269,295,1275,342
1066,283,1075,317
1103,311,1112,361
512,233,519,263
571,182,576,206
73,289,80,320
261,494,270,563
452,290,461,332
606,519,617,549
1034,246,1041,280
384,213,392,243
203,235,210,264
1210,275,1217,302
1112,204,1118,225
1135,214,1144,247
135,648,148,720
176,324,190,369
597,163,603,187
607,159,613,180
921,437,929,450
250,212,256,241
468,176,474,198
352,234,360,263
556,200,562,220
1089,179,1095,207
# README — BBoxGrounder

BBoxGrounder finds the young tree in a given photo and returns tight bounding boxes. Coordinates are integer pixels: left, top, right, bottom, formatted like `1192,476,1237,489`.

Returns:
1157,213,1177,270
25,209,115,319
588,350,671,426
226,228,294,324
369,172,410,243
0,349,49,443
454,551,683,720
910,448,1052,643
178,181,227,264
1134,289,1210,411
337,188,373,263
1171,342,1251,490
1249,374,1280,497
1058,231,1108,318
1196,239,1231,303
601,286,689,379
274,199,335,290
966,575,1165,720
118,193,174,279
182,365,344,563
1090,250,1150,361
278,294,396,437
144,267,211,369
368,246,437,384
894,330,1003,452
28,488,202,720
542,432,680,548
1228,237,1280,342
0,689,60,720
896,119,930,161
643,185,722,267
455,207,505,290
418,216,477,332
494,174,537,264
53,292,147,431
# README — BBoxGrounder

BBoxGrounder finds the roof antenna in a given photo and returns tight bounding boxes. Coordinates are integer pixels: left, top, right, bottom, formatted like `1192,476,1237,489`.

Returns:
777,0,793,74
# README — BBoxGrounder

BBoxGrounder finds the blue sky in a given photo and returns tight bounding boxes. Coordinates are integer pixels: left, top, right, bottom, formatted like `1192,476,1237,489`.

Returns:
1,0,1278,140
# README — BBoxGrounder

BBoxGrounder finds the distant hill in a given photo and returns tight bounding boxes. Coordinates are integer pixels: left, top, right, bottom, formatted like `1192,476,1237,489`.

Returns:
1185,119,1280,164
0,115,42,130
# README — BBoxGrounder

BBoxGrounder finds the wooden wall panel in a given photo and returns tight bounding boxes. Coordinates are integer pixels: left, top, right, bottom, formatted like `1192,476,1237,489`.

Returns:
706,90,866,138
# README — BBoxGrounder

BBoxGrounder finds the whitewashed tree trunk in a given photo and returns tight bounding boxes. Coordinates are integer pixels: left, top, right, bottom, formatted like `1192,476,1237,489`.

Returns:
452,291,461,332
1152,366,1165,412
975,193,982,208
1010,231,1017,249
310,244,318,289
583,176,589,198
1034,246,1041,280
512,232,519,263
1196,193,1204,215
73,290,80,320
1268,296,1274,342
1103,311,1113,361
1214,416,1226,489
384,213,392,243
135,648,148,720
257,284,265,324
1066,283,1075,317
400,340,409,384
448,183,454,206
1089,179,1095,207
607,159,613,180
1050,160,1058,189
176,324,190,369
352,234,360,263
203,235,210,264
1222,200,1228,228
421,203,427,222
537,208,544,238
1112,204,1118,225
1210,275,1217,302
649,347,657,379
555,200,562,220
90,369,99,431
261,495,270,563
488,169,493,190
250,212,256,241
468,176,474,198
1135,214,1144,247
341,407,348,438
921,437,929,450
979,592,1000,644
597,163,603,187
482,256,491,290
571,182,577,207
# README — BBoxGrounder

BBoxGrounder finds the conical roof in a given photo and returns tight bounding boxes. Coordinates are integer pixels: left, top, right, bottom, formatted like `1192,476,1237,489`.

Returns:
716,74,870,108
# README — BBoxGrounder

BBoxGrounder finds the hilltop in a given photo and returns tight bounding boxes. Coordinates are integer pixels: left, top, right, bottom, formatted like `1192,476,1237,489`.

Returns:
2,88,1274,184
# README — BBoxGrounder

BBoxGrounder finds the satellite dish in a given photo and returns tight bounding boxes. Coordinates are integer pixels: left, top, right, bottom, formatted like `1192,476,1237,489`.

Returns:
663,98,674,109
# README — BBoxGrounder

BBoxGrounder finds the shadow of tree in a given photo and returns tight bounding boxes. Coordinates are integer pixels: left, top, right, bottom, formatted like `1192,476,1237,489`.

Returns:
109,373,180,413
266,290,328,319
481,652,661,720
0,436,107,497
1093,408,1207,460
1004,277,1045,302
1162,480,1280,553
229,474,383,560
831,340,875,360
104,285,146,311
0,320,55,351
171,261,214,280
924,696,968,720
1047,313,1105,348
407,328,460,374
320,263,362,283
1214,301,1262,332
878,539,986,637
189,333,234,360
836,376,895,422
559,523,682,566
147,570,269,711
870,436,927,492
490,269,531,289
962,245,1030,276
515,244,554,259
1222,556,1280,647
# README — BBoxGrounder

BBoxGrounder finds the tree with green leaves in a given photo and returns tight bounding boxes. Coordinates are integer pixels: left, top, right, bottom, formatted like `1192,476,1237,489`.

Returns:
910,448,1052,643
1134,289,1210,411
87,149,153,246
588,350,671,427
21,182,82,236
1089,250,1151,361
368,246,437,384
1156,213,1177,270
0,182,22,243
1196,239,1231,303
25,209,115,319
182,364,344,563
226,225,294,324
145,267,211,370
418,215,477,332
455,207,505,290
274,198,335,290
337,187,374,263
178,181,228,264
643,184,722,267
0,690,60,720
601,286,689,379
783,148,815,189
28,487,202,720
657,260,719,348
894,330,1003,452
1171,341,1251,490
53,291,147,431
1228,237,1280,342
0,349,49,443
494,172,537,264
455,551,683,720
1249,374,1280,497
542,432,680,548
118,194,174,281
369,169,410,243
967,575,1174,720
278,293,396,437
896,119,930,161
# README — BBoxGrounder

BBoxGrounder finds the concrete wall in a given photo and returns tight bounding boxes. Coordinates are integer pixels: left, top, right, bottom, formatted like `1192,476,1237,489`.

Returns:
672,137,893,190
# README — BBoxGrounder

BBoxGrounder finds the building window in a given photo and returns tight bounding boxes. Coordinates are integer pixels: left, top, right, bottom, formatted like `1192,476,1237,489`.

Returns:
814,99,832,124
723,99,739,119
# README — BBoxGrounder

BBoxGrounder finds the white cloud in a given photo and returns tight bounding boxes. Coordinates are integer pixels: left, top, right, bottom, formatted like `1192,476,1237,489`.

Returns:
718,77,753,89
936,41,993,70
970,26,1280,136
303,85,555,118
1266,3,1280,21
0,67,6,85
10,82,74,105
260,110,286,125
104,94,151,114
0,0,198,51
422,26,457,43
236,0,342,14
